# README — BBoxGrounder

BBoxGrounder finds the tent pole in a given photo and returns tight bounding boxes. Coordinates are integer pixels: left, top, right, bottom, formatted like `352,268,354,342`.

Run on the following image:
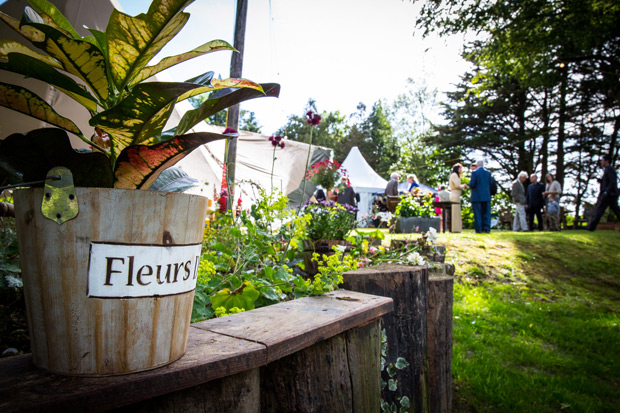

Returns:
226,0,248,212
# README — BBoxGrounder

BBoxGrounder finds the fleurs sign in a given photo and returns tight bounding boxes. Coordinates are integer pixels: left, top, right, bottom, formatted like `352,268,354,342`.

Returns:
88,243,202,298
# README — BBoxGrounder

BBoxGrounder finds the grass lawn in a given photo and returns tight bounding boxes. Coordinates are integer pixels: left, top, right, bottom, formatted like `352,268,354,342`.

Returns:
358,227,620,411
432,229,620,412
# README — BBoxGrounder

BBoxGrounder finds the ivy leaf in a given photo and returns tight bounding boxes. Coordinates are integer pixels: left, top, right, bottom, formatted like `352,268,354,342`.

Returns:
211,281,260,312
0,128,113,188
388,379,398,392
395,357,409,370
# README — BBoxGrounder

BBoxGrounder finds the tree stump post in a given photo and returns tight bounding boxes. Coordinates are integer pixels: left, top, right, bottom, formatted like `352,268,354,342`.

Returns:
426,275,453,413
342,264,429,412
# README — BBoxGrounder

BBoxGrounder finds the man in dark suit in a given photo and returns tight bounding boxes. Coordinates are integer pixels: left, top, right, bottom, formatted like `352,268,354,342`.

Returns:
468,160,493,233
526,173,545,231
587,154,620,231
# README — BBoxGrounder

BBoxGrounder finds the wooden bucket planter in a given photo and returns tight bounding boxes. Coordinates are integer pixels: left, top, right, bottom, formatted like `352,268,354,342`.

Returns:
302,239,351,275
13,188,208,376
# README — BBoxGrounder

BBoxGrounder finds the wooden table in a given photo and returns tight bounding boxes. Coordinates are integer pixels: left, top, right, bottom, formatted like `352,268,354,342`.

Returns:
432,201,457,233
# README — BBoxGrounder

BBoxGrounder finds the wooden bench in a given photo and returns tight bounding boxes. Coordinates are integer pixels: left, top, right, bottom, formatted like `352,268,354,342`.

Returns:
0,290,393,413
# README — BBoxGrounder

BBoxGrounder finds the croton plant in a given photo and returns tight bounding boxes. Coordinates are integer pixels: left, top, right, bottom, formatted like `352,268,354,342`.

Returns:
0,0,279,189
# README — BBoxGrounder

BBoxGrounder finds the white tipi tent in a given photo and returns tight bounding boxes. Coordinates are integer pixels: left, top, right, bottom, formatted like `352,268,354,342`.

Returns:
341,146,388,219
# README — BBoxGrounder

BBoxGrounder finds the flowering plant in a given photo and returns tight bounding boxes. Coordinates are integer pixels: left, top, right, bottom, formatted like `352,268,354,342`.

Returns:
302,200,357,240
306,160,342,190
394,193,435,218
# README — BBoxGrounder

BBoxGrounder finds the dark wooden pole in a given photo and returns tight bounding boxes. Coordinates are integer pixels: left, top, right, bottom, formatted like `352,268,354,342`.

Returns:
226,0,248,211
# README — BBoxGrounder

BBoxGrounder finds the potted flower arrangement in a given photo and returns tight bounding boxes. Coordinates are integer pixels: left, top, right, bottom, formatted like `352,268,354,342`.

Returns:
301,200,357,275
306,159,342,199
0,0,278,376
394,192,441,233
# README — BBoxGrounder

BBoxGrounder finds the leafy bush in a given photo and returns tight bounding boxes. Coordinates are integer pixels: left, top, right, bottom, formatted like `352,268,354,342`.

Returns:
302,201,357,241
394,193,435,218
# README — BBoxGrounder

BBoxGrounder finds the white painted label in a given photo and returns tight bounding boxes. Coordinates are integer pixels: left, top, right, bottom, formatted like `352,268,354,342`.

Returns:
88,242,202,298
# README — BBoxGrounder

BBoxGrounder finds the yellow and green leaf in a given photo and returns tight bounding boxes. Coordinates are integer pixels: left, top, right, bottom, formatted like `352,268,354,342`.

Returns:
176,83,280,136
106,0,194,91
129,39,235,86
0,10,45,43
0,40,62,69
90,79,263,161
113,131,229,189
27,0,82,39
0,52,98,111
26,23,109,102
210,282,260,312
0,82,82,136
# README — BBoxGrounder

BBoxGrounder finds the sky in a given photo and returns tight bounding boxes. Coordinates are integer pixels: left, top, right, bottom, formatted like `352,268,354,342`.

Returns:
118,0,472,135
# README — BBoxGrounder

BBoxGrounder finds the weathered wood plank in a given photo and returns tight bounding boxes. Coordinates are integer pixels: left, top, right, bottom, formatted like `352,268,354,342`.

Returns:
342,264,429,413
194,289,393,364
0,290,393,412
346,321,382,412
427,275,453,413
0,328,266,413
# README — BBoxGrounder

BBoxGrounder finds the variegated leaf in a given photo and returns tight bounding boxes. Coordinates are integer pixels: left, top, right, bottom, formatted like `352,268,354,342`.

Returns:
0,52,98,111
28,0,81,39
176,83,281,136
106,0,194,91
90,79,263,161
0,82,82,136
0,40,62,69
113,131,227,189
0,11,45,43
129,39,235,86
27,23,109,102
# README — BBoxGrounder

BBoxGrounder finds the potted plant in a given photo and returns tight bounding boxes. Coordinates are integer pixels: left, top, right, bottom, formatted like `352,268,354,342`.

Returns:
394,192,441,233
301,200,357,275
306,159,342,200
0,0,279,376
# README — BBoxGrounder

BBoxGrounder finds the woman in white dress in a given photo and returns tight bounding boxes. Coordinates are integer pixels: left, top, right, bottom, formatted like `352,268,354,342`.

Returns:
449,163,467,232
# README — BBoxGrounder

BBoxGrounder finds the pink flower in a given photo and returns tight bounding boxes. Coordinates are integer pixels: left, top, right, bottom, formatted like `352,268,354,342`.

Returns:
415,226,420,232
223,127,238,135
311,114,322,125
369,247,376,254
279,142,285,148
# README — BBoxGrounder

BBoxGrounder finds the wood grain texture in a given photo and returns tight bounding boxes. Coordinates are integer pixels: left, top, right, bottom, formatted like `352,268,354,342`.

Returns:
13,188,208,376
427,275,453,413
193,289,393,363
342,264,429,413
0,290,392,412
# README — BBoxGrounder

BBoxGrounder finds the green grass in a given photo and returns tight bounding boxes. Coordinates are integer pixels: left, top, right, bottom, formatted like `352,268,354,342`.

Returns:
443,230,620,412
357,228,620,411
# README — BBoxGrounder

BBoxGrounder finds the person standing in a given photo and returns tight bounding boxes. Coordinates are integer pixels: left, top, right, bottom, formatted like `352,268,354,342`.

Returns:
587,154,620,231
468,160,492,233
526,173,545,231
546,194,561,231
407,174,420,193
337,176,357,209
543,173,562,202
449,163,467,233
385,172,399,196
511,171,529,231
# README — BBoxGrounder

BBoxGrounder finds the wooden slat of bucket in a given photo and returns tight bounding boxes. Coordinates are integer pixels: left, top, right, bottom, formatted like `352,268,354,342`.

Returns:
14,188,208,376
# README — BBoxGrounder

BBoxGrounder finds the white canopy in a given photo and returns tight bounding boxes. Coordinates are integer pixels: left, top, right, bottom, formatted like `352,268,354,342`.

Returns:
341,146,388,220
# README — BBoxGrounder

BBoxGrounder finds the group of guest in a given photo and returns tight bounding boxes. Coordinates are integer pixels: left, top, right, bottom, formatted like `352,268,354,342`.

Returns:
312,176,359,210
510,172,562,231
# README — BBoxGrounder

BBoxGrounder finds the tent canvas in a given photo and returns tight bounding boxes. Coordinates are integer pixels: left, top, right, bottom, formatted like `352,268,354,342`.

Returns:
341,146,388,220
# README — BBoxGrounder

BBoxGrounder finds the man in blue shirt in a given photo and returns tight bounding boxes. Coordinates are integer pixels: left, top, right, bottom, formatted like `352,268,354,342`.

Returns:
468,160,493,233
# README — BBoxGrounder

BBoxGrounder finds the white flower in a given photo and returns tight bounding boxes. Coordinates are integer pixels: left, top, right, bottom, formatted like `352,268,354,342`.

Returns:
334,245,346,253
427,227,438,243
406,252,426,266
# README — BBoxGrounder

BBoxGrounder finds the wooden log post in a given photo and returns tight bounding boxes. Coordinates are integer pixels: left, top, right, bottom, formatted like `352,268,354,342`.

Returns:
342,264,429,412
426,275,453,413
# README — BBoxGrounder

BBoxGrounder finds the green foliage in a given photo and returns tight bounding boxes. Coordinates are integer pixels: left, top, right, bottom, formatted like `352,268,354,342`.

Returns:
189,95,262,133
302,201,357,241
192,190,348,322
394,193,434,218
380,328,411,413
0,0,277,189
